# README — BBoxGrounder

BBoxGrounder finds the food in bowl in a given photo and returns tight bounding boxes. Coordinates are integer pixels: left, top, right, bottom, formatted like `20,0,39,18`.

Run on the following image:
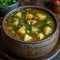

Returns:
0,0,17,7
4,8,55,42
3,6,59,58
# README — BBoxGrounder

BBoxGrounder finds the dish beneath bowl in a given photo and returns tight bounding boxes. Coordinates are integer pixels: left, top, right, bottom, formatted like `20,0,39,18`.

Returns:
0,2,19,17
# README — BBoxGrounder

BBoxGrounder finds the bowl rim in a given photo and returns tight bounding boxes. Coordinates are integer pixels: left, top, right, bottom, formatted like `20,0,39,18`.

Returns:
3,6,58,44
0,2,18,9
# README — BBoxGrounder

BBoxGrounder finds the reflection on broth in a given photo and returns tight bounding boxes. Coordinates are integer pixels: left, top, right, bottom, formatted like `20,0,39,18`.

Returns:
4,8,55,42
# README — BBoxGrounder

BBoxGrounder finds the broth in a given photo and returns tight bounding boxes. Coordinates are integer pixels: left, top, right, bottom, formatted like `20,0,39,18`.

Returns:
4,8,55,42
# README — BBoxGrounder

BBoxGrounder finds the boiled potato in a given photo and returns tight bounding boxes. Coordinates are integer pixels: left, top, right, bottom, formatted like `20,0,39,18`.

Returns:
15,12,22,18
37,33,44,40
36,13,46,20
32,20,37,24
17,26,26,35
26,14,33,19
43,26,52,35
32,26,38,32
12,20,19,26
5,26,12,31
27,20,37,25
47,20,52,24
24,34,32,42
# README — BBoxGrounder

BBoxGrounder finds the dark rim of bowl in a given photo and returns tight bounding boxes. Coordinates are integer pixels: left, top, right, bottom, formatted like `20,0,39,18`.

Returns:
0,2,18,9
3,6,58,44
51,0,60,7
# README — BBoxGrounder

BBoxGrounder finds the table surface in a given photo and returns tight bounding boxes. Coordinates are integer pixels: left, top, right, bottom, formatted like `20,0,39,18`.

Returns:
0,0,60,60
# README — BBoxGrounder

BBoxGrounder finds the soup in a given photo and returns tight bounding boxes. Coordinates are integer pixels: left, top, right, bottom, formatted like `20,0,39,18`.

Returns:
4,8,55,42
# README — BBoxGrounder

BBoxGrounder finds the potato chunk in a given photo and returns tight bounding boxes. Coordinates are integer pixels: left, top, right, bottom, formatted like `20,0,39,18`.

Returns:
32,26,38,32
24,34,32,42
37,33,44,40
36,13,46,20
26,14,33,19
27,20,37,25
43,26,52,35
15,12,22,18
47,20,52,24
12,20,19,26
17,26,25,34
5,26,12,31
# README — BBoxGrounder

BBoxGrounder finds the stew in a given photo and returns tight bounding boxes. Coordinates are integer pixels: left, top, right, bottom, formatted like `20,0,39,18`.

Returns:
4,8,55,42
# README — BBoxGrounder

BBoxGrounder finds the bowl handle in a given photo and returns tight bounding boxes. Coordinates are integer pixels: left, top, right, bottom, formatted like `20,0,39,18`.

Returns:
48,49,60,60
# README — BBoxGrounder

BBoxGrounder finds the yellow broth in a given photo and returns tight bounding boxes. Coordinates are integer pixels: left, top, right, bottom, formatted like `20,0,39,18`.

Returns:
4,8,55,42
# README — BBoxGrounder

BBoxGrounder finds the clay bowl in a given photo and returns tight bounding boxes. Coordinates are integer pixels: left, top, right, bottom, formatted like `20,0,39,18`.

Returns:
51,0,60,13
2,6,59,59
0,2,19,17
